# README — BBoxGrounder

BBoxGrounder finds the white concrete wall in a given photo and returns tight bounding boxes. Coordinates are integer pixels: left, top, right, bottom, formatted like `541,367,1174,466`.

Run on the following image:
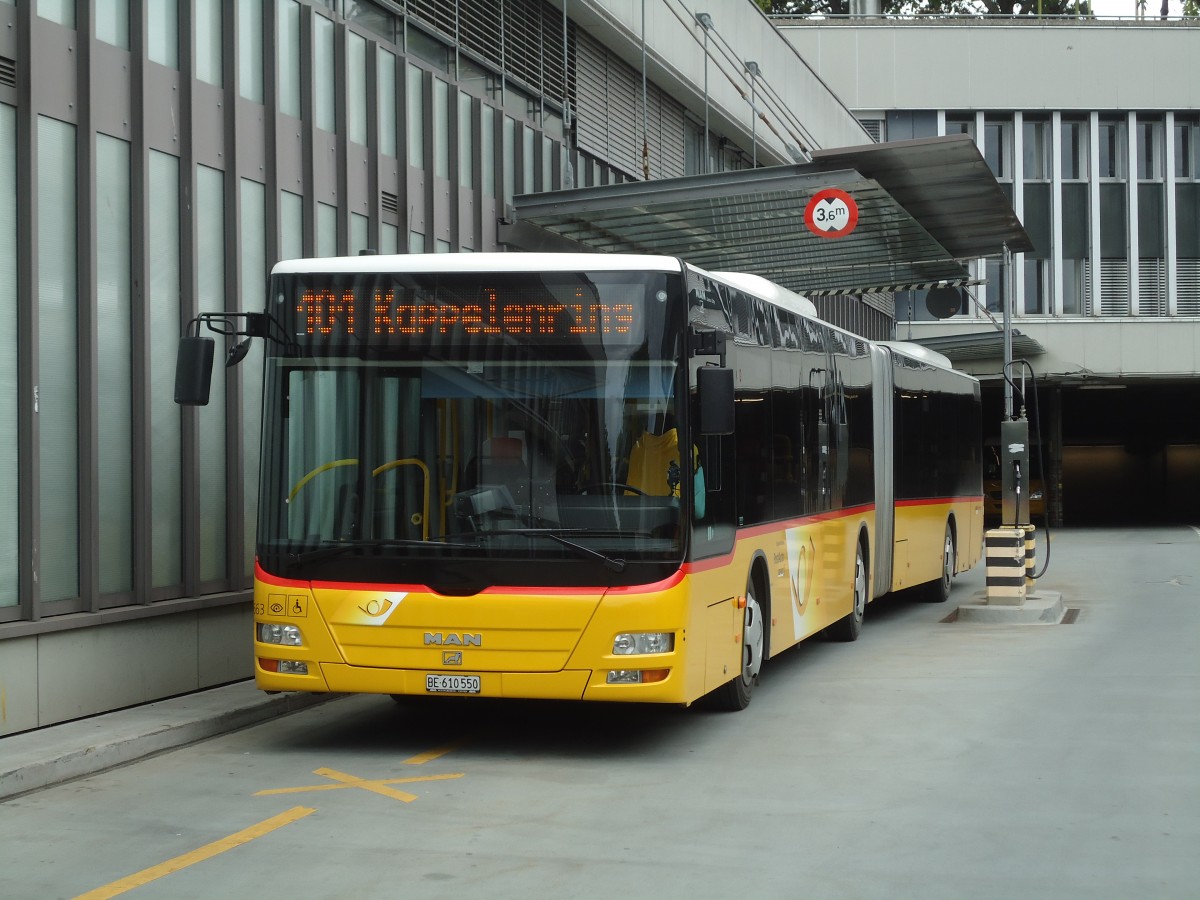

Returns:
0,606,252,736
906,319,1200,382
781,21,1200,113
563,0,872,158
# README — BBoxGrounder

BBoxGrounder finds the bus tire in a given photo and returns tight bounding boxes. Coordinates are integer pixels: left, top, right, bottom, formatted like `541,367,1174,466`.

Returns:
924,522,955,603
710,572,765,711
826,539,867,642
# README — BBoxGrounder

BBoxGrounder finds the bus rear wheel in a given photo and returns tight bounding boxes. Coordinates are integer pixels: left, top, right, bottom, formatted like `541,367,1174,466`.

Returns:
826,540,866,642
711,575,764,711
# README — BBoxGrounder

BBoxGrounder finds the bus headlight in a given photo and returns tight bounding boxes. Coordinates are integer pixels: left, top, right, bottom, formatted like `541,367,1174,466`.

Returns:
612,632,674,655
606,669,669,684
258,623,303,646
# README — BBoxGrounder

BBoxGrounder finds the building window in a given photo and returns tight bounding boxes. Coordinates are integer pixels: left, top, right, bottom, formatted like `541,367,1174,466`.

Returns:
350,212,369,255
381,222,399,255
945,115,974,139
985,258,1006,313
1061,118,1089,180
317,202,337,257
279,190,304,261
314,14,336,133
1137,117,1164,180
196,0,223,88
38,0,74,27
1023,118,1050,181
148,1,179,70
1023,259,1047,315
38,116,80,604
347,33,368,146
1098,117,1126,179
378,49,397,158
238,0,263,103
433,79,449,181
96,134,134,596
503,116,516,206
1062,259,1086,316
196,164,227,585
481,104,495,198
278,0,302,119
984,117,1011,180
407,64,425,170
240,179,267,578
458,93,474,190
0,103,17,609
96,0,130,51
148,151,182,591
1174,117,1197,179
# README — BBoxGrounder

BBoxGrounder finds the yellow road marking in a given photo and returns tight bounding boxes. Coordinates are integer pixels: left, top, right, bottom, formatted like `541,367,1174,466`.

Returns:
254,768,463,802
404,738,471,765
72,806,315,900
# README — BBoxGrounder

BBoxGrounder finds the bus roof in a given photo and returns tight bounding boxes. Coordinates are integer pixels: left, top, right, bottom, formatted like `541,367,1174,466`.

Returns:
876,341,955,372
271,251,684,276
705,270,818,319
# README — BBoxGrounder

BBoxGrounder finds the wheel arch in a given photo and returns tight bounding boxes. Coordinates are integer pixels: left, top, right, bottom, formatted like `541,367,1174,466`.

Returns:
747,550,772,661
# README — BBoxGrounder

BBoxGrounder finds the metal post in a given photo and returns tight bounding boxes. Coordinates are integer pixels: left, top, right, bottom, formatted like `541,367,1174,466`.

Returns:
745,61,760,167
1002,242,1014,419
697,13,712,175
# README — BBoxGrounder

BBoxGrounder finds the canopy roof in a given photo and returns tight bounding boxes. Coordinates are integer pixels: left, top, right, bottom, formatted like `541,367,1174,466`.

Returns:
504,135,1033,298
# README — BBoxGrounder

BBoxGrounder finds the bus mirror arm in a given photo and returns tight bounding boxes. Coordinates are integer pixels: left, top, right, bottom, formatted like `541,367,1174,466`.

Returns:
174,311,290,406
689,328,727,367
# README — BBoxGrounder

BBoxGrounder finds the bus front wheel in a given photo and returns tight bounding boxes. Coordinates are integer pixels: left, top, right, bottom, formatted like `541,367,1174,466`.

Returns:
711,575,764,711
924,522,955,603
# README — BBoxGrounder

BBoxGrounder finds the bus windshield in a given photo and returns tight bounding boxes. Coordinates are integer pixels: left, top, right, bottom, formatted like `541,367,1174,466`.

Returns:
257,268,689,591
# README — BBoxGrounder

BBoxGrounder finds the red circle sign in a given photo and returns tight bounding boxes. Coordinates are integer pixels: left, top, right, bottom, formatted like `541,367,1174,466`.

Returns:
804,189,859,239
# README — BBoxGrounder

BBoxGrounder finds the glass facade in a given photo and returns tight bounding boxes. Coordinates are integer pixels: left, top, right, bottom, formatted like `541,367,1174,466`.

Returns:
925,109,1193,322
0,0,735,708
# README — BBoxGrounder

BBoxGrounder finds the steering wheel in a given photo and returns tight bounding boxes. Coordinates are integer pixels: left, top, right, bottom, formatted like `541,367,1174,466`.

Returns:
581,482,648,496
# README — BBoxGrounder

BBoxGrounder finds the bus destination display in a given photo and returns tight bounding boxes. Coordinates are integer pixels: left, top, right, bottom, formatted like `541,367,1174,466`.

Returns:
296,287,639,343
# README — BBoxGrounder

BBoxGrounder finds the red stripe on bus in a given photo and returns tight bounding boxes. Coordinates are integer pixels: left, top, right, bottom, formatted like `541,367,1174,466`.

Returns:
895,496,983,508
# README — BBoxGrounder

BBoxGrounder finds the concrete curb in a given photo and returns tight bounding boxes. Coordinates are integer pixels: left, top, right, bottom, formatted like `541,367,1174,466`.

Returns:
0,683,338,802
954,590,1066,624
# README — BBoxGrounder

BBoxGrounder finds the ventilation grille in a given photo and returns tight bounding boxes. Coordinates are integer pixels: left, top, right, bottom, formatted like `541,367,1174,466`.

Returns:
380,190,399,216
1139,258,1166,315
1179,259,1200,315
859,118,885,143
0,56,16,89
1084,259,1131,316
405,0,571,102
574,30,686,180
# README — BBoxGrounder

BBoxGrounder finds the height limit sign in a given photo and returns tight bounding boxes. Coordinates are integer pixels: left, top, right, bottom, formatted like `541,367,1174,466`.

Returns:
804,188,859,239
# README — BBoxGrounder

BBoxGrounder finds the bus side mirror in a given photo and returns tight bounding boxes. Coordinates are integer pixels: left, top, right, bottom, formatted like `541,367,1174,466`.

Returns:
174,336,215,406
697,366,734,435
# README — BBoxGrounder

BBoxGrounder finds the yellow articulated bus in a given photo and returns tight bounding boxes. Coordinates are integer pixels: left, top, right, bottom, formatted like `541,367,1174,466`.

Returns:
177,253,981,711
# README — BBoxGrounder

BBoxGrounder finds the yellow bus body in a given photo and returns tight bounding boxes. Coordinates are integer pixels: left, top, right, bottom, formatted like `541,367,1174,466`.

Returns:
254,506,877,706
891,497,983,592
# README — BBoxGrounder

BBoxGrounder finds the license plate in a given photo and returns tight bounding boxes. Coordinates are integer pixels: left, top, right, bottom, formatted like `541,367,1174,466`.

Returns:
425,674,481,694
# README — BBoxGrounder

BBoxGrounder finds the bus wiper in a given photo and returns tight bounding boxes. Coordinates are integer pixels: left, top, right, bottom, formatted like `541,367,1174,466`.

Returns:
470,528,627,573
288,537,474,565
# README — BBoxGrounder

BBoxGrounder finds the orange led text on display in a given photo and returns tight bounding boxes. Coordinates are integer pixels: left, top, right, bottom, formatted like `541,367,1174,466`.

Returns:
297,289,636,339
